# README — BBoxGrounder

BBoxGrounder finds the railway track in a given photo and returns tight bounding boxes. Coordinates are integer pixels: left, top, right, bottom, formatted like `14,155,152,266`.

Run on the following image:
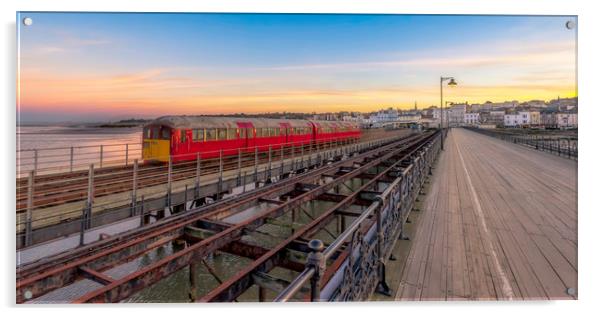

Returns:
16,139,348,211
16,129,405,213
17,130,439,303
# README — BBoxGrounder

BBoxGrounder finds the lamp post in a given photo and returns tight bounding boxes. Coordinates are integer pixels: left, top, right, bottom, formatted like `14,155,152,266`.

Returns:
440,76,457,150
444,101,453,128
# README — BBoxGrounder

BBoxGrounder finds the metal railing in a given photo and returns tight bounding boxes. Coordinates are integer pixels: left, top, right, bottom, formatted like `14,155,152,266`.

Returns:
465,127,578,160
17,134,413,250
17,142,143,177
274,132,441,302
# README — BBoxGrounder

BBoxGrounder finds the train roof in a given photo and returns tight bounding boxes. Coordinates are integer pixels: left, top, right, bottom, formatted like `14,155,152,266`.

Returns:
147,116,358,129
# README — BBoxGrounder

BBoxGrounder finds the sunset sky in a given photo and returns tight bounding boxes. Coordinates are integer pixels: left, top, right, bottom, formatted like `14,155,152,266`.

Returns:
17,13,577,122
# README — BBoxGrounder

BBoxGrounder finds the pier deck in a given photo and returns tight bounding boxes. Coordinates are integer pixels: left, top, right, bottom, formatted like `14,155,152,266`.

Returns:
396,128,577,300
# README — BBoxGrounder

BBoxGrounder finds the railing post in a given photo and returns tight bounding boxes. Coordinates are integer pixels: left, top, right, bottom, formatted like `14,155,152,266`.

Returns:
125,144,129,166
131,159,138,216
195,152,201,198
69,146,74,173
25,170,34,247
307,239,325,302
280,145,284,177
167,156,172,207
267,145,272,180
100,145,104,168
80,163,94,245
79,206,86,246
217,149,223,199
242,171,247,193
254,147,259,183
86,164,94,229
237,148,242,186
184,184,188,211
290,143,297,173
139,195,145,227
33,149,38,176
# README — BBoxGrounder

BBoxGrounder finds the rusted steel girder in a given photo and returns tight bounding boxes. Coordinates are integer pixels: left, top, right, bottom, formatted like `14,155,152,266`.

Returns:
69,134,432,303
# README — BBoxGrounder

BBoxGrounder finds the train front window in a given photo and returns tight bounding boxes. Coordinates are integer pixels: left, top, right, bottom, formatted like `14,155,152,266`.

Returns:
161,127,171,140
144,127,151,139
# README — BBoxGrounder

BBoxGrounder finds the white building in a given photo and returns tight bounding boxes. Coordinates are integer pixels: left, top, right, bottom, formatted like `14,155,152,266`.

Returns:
557,112,577,128
398,113,421,122
342,112,362,122
369,107,399,123
449,103,466,126
504,111,541,127
504,113,521,127
432,108,450,127
464,112,480,125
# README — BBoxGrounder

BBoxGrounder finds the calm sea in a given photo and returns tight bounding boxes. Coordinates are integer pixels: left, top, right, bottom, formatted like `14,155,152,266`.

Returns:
17,126,143,175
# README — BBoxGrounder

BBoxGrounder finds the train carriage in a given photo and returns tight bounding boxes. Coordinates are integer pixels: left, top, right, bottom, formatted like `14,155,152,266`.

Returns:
143,116,360,163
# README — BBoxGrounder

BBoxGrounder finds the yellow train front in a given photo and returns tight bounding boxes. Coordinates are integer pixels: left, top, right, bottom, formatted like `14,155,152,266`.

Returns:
142,123,172,162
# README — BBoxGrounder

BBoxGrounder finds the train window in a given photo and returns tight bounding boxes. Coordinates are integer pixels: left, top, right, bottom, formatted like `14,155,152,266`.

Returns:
192,129,203,142
180,130,187,143
161,127,171,140
144,127,151,139
247,128,254,138
206,128,217,141
227,128,237,140
218,128,227,140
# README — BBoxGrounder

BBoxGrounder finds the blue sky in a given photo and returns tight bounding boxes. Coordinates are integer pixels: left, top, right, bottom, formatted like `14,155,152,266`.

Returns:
18,13,577,122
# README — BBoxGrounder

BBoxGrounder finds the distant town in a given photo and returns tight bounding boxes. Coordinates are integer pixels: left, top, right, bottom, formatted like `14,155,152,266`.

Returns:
327,96,578,130
91,96,577,130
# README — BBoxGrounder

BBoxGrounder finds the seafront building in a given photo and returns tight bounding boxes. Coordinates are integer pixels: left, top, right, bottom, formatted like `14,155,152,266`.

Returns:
316,96,577,129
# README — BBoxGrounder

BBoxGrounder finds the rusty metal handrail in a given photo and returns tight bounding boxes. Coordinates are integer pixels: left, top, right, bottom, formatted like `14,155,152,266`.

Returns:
274,200,380,302
273,138,434,302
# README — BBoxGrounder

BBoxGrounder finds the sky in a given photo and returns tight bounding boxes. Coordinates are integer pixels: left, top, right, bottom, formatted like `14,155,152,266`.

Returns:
17,13,577,122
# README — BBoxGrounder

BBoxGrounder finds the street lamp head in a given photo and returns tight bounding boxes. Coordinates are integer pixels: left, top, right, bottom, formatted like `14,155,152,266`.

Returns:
448,78,458,86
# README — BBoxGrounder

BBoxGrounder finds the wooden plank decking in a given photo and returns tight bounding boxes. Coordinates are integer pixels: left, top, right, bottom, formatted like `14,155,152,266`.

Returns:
396,128,577,300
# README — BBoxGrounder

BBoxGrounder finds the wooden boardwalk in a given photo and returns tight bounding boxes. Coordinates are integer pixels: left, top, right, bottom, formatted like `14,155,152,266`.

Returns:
396,128,577,300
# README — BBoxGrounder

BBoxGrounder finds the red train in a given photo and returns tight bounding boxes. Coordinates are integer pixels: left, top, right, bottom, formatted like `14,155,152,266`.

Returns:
142,116,361,162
